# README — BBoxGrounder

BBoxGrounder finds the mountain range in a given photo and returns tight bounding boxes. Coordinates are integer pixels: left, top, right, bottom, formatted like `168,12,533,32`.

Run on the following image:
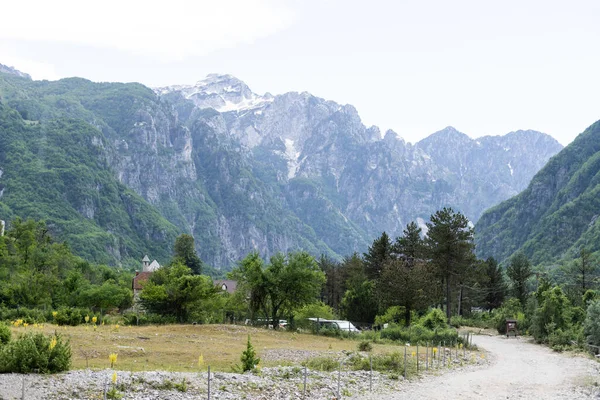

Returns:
0,65,563,268
476,119,600,265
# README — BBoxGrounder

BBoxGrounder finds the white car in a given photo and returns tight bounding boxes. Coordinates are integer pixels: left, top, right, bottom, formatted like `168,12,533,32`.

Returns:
307,318,360,332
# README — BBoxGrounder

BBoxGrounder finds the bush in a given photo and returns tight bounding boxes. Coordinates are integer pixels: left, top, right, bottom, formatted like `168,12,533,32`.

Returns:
493,298,523,334
0,324,11,345
122,313,177,326
379,323,459,345
0,307,49,324
0,333,71,373
584,300,600,348
54,308,87,326
303,356,339,372
418,309,447,330
357,341,373,352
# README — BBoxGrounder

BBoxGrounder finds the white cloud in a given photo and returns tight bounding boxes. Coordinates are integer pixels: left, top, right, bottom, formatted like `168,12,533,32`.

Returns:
0,43,60,80
0,0,294,61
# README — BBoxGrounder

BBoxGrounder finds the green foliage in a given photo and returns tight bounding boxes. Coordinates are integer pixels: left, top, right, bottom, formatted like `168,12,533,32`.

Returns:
507,251,533,306
231,251,326,328
425,207,476,324
475,119,600,264
0,323,11,345
0,218,133,315
139,263,216,323
483,257,507,310
530,286,573,344
374,306,406,327
0,333,71,373
303,356,339,372
493,298,525,334
240,335,260,372
584,300,600,347
392,222,425,261
357,341,373,352
419,308,447,330
173,234,203,275
293,302,335,330
363,232,392,280
379,323,459,345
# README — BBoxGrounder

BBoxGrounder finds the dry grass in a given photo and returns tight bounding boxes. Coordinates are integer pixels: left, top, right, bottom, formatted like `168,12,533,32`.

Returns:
9,324,406,372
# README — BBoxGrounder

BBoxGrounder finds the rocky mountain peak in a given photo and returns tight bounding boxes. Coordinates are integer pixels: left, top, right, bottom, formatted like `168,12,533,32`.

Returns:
0,63,31,79
156,74,272,113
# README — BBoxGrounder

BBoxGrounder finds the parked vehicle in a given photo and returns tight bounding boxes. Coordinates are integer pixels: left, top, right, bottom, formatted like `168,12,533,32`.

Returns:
307,318,360,332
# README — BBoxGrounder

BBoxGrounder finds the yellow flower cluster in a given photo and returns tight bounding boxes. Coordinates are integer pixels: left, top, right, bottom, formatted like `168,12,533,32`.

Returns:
197,354,204,369
49,337,57,350
109,353,118,368
52,311,58,318
12,319,24,327
433,347,438,355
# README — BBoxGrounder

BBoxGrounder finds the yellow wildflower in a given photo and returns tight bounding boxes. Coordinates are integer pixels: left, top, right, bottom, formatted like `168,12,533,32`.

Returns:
23,323,29,328
109,353,118,368
92,316,97,324
198,354,204,369
433,347,438,355
52,311,58,318
85,315,90,323
459,343,463,349
411,351,416,357
112,372,117,384
49,337,57,350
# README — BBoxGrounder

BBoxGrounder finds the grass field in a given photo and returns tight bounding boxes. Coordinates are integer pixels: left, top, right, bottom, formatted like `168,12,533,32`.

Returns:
10,324,418,372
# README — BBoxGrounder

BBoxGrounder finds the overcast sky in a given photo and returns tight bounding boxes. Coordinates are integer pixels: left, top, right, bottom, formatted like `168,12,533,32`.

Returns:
1,0,599,145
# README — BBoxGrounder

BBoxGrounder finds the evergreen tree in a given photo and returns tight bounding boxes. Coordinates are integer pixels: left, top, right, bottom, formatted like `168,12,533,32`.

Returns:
392,221,425,264
506,251,533,306
566,248,599,296
173,234,203,275
319,255,344,313
483,257,507,310
379,258,439,325
425,208,475,324
363,232,392,280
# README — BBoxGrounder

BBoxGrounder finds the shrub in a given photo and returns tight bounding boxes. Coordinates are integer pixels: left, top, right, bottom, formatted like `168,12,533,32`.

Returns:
374,306,406,327
240,335,260,372
379,323,459,345
493,298,523,334
0,324,11,345
0,333,71,373
357,341,373,352
0,307,48,324
418,309,447,330
303,356,339,372
584,300,600,348
54,308,86,326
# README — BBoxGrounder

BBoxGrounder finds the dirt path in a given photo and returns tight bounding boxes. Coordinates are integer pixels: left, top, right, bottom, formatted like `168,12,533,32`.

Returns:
360,335,600,400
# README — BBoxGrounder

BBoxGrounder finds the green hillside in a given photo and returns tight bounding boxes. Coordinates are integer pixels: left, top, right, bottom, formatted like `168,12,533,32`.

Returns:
475,119,600,264
0,100,180,267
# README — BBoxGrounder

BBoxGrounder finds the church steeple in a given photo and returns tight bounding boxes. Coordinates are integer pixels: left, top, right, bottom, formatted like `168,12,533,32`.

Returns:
142,255,150,272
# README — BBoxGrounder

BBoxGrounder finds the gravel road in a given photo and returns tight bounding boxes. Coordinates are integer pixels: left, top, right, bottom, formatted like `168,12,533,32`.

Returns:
358,335,600,400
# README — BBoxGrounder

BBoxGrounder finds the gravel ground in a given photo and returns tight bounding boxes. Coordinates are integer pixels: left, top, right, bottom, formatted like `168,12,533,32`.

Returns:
0,335,597,399
357,335,600,400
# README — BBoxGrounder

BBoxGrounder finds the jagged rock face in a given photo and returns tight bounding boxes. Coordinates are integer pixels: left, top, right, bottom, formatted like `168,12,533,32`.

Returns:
0,63,30,79
0,70,563,268
157,75,563,264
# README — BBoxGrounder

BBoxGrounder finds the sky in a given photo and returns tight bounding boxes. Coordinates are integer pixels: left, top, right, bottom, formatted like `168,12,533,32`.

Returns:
1,0,599,145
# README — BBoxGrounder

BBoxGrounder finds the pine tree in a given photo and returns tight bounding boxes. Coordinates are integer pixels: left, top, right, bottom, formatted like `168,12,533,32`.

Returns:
425,208,475,324
483,257,506,310
392,221,425,264
363,232,392,280
173,234,203,275
506,251,533,306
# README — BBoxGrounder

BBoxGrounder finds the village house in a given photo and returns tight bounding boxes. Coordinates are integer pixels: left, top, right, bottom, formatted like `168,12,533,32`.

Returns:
132,255,161,304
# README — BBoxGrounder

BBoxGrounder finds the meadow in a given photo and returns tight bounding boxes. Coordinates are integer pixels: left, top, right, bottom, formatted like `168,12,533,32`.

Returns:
9,323,428,372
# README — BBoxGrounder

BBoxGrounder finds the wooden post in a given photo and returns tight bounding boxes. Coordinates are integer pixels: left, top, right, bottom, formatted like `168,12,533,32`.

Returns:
403,346,407,379
369,354,373,392
207,365,211,400
303,366,307,398
426,342,429,371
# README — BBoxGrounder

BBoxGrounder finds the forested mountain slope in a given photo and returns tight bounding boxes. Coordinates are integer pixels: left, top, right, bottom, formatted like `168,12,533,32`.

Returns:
475,120,600,264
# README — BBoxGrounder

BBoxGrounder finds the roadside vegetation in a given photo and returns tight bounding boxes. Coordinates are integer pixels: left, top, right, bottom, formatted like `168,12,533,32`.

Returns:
0,206,598,374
